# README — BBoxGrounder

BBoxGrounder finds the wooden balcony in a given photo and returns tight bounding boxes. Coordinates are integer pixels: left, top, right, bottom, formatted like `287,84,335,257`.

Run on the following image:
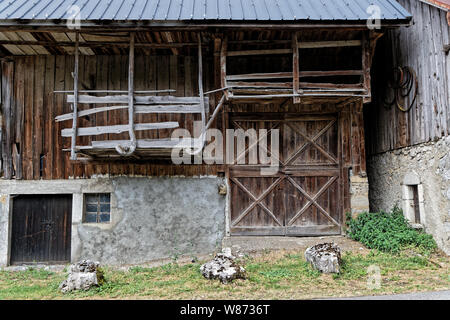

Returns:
220,32,375,104
55,32,224,161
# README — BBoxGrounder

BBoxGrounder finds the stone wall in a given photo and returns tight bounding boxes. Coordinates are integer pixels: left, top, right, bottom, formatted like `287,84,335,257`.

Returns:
0,177,226,266
367,136,450,255
350,175,370,217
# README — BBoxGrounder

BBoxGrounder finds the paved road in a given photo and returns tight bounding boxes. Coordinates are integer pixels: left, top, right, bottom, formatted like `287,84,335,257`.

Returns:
328,290,450,300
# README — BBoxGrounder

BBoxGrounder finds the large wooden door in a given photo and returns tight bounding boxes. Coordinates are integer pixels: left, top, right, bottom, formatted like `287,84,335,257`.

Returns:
10,195,72,265
229,114,342,236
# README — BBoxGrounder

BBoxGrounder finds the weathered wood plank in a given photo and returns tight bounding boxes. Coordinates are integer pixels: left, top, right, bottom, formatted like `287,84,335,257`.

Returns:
33,57,45,179
91,138,201,149
67,94,207,104
42,56,55,179
1,61,14,179
61,122,180,137
23,57,34,180
13,58,24,180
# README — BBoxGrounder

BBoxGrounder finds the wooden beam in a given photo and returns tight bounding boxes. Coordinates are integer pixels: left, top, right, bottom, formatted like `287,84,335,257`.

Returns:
220,36,229,100
227,72,292,81
163,32,179,55
205,95,226,131
70,31,79,160
298,40,362,49
61,122,180,137
299,82,364,90
293,32,301,104
56,104,203,121
227,48,292,57
67,94,207,104
362,31,372,103
91,138,201,149
299,70,363,77
227,81,293,88
0,40,204,48
198,35,206,137
56,105,128,121
115,31,137,156
55,89,175,93
226,70,363,81
224,40,363,57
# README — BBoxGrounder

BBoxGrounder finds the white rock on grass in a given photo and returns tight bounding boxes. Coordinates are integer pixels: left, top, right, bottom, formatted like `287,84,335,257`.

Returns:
305,243,342,274
59,260,105,293
200,248,246,284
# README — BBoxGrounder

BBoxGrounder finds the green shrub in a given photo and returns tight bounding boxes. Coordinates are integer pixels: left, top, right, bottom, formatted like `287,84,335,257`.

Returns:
346,207,437,254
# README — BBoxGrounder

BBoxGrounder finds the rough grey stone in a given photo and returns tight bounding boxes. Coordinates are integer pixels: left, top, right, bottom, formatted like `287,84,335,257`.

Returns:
367,137,450,255
59,260,104,293
200,248,246,284
305,243,342,274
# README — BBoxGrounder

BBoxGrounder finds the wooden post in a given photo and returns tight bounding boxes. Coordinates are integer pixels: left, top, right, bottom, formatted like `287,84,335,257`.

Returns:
70,32,79,160
220,36,229,100
198,34,206,138
128,32,135,143
292,32,301,104
116,32,137,156
362,31,372,104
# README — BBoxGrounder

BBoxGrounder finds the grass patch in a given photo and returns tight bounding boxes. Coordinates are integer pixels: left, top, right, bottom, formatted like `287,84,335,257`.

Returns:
0,248,447,300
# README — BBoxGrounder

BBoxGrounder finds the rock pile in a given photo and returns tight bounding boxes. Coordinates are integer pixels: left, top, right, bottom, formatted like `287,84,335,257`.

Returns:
59,260,105,293
200,248,246,284
305,243,342,274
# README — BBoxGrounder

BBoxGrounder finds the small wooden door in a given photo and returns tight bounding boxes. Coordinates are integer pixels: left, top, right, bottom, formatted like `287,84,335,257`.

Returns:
10,195,72,265
229,114,342,236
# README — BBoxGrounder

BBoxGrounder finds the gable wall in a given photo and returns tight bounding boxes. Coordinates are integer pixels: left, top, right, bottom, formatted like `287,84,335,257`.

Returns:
366,0,450,155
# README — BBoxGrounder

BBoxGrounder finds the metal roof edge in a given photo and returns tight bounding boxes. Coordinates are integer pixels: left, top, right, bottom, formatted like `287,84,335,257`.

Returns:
0,18,413,30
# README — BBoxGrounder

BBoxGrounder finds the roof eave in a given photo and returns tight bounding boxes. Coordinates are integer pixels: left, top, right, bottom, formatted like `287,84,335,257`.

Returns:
0,18,413,31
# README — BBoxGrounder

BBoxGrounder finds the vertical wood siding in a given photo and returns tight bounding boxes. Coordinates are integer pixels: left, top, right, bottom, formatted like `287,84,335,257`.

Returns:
1,55,224,179
1,55,367,180
366,0,450,155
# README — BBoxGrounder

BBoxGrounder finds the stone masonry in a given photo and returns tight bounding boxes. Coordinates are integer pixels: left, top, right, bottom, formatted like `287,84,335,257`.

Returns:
367,136,450,255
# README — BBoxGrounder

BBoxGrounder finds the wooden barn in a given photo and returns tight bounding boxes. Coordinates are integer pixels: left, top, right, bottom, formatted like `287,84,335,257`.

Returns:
366,0,450,255
0,0,412,266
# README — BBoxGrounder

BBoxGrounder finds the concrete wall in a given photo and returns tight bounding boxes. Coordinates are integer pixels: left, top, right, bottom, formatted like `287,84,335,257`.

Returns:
0,177,226,266
367,136,450,255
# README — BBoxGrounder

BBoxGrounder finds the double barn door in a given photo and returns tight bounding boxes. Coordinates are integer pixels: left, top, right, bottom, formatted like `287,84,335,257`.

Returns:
229,114,342,236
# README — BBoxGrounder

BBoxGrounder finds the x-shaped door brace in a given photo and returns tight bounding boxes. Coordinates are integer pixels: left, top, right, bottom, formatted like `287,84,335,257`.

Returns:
284,119,338,165
286,176,340,226
232,120,284,166
232,119,337,167
230,176,285,227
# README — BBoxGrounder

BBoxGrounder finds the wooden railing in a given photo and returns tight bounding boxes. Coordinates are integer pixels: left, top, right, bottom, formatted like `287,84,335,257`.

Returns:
221,33,372,103
56,32,211,160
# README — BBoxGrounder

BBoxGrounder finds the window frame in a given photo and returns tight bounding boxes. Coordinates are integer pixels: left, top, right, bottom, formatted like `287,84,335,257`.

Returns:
83,193,111,224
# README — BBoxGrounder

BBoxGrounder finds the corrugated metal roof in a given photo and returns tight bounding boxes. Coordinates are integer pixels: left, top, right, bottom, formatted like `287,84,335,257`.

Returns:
420,0,450,10
0,0,411,22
